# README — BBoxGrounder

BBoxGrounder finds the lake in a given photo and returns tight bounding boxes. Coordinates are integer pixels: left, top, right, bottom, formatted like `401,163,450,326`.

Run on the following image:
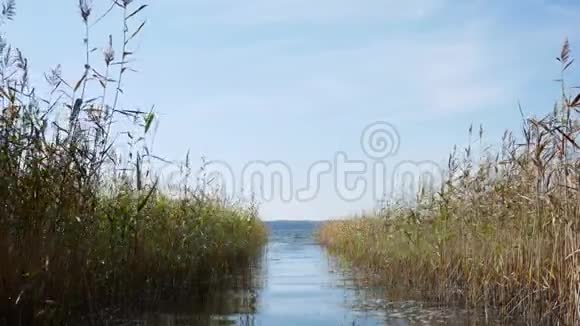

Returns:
137,221,514,326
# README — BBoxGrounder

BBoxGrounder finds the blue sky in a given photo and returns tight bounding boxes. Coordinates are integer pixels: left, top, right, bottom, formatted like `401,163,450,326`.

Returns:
5,0,580,220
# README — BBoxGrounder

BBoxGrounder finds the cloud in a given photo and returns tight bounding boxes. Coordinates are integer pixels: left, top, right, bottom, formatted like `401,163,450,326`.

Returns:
142,0,580,123
158,32,516,118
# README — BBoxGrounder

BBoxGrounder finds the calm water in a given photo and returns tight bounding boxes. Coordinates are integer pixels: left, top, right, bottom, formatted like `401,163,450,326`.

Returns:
138,222,514,326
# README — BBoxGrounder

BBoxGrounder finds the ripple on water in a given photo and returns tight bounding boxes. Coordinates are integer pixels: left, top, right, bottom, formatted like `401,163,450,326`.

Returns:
128,224,521,326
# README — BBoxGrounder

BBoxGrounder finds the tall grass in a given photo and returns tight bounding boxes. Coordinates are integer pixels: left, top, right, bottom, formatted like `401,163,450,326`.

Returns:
320,41,580,325
0,1,266,324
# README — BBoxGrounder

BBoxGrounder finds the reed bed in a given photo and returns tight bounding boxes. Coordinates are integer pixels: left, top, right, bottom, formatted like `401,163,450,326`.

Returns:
320,41,580,325
0,1,267,324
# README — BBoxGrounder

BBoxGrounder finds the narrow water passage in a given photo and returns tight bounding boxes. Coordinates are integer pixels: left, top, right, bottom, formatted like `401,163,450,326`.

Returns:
139,222,514,325
254,227,385,325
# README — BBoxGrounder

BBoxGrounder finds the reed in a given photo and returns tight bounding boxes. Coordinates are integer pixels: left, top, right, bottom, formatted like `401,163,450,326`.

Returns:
320,41,580,325
0,1,266,324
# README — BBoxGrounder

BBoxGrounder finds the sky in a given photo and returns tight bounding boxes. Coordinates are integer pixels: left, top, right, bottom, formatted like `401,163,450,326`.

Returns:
4,0,580,220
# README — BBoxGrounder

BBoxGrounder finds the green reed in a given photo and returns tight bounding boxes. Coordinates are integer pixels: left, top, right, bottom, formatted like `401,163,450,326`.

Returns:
0,1,267,324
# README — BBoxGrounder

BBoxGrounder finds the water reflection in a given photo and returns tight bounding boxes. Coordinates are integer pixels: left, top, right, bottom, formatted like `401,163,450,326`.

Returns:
103,253,265,326
330,249,523,325
121,222,522,325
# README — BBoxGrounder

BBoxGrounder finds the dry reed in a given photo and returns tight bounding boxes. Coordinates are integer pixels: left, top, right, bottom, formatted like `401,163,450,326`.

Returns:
320,40,580,325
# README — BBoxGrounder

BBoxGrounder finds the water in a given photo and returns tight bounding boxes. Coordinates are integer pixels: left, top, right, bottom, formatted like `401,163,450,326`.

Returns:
137,221,514,325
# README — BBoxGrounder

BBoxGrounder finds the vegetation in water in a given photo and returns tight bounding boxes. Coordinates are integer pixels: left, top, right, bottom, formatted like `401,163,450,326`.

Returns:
319,41,580,325
0,1,267,324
